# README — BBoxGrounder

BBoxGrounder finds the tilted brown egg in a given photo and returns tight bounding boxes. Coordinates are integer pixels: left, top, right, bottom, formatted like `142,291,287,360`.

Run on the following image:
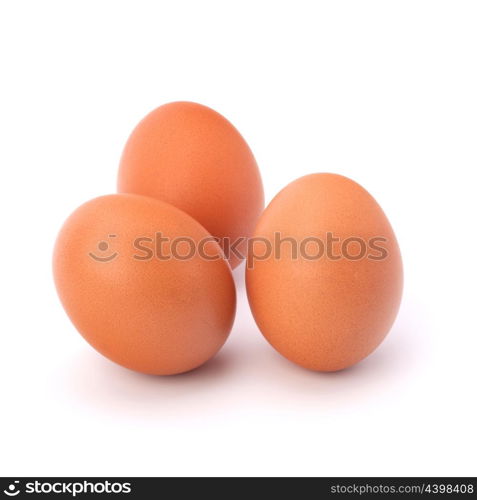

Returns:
118,101,264,268
246,173,403,371
53,194,236,375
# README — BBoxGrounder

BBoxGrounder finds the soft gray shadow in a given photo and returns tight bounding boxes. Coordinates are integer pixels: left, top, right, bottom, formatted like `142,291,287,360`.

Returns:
232,263,246,292
61,345,239,420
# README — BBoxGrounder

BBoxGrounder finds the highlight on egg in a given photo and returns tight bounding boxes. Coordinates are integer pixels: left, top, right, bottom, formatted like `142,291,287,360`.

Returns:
53,194,236,375
245,173,403,372
117,101,264,269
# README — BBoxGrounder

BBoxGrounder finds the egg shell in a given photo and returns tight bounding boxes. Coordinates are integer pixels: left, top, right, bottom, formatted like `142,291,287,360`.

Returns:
246,173,403,372
53,194,236,375
117,101,264,268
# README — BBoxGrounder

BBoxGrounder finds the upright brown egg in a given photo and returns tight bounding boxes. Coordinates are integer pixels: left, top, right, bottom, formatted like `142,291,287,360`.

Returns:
53,194,236,375
246,173,403,372
117,101,264,268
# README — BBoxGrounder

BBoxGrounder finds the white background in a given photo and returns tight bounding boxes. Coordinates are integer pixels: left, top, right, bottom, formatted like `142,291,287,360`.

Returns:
1,1,476,477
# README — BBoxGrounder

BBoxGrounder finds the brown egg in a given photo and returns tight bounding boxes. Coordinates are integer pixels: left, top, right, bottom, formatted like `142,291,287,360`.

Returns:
53,194,236,375
117,101,264,268
246,173,403,372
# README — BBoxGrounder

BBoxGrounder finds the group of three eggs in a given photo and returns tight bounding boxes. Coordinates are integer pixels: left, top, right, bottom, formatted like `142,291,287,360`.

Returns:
53,102,403,376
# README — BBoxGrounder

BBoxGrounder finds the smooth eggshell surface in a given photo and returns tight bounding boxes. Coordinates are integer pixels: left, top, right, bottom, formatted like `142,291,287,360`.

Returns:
53,194,236,375
117,101,264,268
246,173,403,372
